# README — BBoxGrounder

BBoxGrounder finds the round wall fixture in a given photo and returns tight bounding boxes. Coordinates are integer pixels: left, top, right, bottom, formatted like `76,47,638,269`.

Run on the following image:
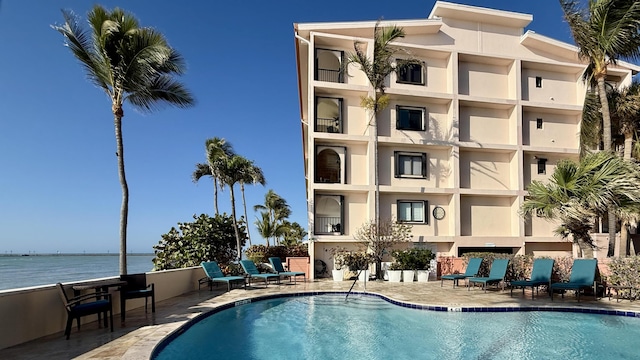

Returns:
432,206,445,220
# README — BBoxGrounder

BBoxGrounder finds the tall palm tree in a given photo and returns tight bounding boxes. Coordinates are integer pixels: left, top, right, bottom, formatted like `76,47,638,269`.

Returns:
254,190,291,246
53,6,194,274
281,221,308,246
560,0,640,255
239,162,266,246
348,21,414,226
192,137,234,215
216,155,253,260
520,151,640,258
254,212,286,247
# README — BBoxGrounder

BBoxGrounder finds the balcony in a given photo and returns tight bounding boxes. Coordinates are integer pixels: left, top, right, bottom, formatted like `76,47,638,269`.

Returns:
315,97,343,133
316,146,345,184
314,195,343,235
315,48,344,83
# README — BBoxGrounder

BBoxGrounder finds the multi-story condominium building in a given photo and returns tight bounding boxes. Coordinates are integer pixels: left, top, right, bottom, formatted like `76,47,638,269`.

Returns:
294,1,639,278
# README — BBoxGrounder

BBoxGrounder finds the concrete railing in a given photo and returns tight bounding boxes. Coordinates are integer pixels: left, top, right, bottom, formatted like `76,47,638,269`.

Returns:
0,266,205,350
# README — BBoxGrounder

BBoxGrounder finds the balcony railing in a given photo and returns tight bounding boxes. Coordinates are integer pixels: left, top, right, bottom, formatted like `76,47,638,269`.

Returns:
315,117,341,133
316,68,343,83
315,216,342,234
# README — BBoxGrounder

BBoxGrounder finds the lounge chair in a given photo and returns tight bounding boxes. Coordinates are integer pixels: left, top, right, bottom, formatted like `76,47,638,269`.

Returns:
200,261,246,292
550,258,598,302
441,258,482,288
119,273,155,322
56,282,113,340
468,258,510,292
510,258,554,299
240,260,281,287
268,257,306,284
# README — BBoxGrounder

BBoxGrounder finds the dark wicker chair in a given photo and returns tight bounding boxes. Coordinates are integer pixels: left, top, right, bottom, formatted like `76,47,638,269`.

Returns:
56,282,113,340
119,273,155,321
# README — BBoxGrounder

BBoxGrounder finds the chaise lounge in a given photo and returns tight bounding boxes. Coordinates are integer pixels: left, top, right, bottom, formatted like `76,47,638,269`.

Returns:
510,258,554,299
550,258,598,302
468,258,510,292
240,260,281,288
200,261,246,292
269,257,306,284
441,257,482,288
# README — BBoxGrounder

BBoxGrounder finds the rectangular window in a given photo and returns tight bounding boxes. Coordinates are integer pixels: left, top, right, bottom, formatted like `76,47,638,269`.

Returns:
398,200,428,223
397,61,424,85
535,76,542,88
395,152,427,178
396,106,426,131
537,158,547,174
536,118,543,129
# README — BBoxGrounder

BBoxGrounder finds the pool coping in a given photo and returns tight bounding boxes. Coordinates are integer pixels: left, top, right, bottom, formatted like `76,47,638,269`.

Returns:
149,290,640,358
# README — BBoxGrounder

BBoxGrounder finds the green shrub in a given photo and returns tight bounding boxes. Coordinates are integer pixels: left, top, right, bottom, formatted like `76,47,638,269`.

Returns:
392,249,435,270
244,244,309,264
607,256,640,300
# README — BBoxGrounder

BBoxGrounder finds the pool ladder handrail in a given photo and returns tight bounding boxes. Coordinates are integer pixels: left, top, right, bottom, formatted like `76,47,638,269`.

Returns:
345,269,366,300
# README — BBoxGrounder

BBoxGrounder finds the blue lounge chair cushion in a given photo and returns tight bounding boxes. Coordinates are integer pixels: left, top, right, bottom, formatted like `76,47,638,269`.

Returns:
511,258,555,287
200,261,246,291
269,257,305,279
468,259,510,290
240,260,280,281
441,258,483,280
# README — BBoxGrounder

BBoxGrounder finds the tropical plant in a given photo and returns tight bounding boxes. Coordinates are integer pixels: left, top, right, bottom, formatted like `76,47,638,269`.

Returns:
281,221,308,246
254,189,291,246
254,212,286,247
342,252,374,271
392,248,435,270
239,162,266,246
348,21,416,226
520,151,640,257
560,0,640,255
215,155,255,260
244,244,309,264
152,214,245,270
53,6,195,274
354,218,413,280
192,137,234,215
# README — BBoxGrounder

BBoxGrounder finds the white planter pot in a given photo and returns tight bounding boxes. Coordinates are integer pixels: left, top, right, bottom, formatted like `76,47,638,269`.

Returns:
388,270,402,282
332,269,344,281
416,270,430,282
402,270,415,282
358,270,370,282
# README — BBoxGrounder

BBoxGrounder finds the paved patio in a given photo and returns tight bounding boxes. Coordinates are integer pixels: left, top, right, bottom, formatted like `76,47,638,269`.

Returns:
2,279,639,359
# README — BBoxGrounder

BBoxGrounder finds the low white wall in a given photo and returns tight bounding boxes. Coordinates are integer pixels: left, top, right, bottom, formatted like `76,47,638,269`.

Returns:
0,267,205,350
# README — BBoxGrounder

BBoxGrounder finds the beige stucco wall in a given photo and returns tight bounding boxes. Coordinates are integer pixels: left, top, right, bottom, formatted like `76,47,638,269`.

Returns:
522,110,579,148
460,196,515,236
378,146,450,188
377,101,451,141
343,96,368,136
391,55,450,93
0,268,203,350
458,61,510,98
382,193,452,237
460,150,514,190
521,69,579,104
345,144,368,185
459,106,514,144
524,242,573,257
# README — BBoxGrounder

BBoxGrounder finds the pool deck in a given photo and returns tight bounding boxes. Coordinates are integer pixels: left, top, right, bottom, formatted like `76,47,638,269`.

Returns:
2,279,640,359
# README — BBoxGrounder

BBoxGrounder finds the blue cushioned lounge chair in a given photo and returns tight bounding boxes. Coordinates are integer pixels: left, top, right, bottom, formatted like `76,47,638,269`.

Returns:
240,260,281,287
268,257,306,284
441,258,482,288
468,258,510,292
550,258,597,302
510,258,554,299
200,261,246,292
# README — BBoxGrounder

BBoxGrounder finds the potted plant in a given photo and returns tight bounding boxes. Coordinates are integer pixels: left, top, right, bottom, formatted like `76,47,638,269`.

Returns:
391,250,413,282
343,252,373,282
329,247,347,281
387,262,403,282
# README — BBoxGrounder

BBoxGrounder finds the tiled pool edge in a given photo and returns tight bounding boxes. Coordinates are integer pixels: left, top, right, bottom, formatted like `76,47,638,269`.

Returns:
149,290,640,358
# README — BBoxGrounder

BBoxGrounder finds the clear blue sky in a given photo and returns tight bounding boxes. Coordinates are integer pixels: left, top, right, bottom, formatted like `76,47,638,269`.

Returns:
0,0,572,254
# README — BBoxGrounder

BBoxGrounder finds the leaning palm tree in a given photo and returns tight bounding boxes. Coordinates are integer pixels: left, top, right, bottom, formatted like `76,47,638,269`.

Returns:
560,0,640,254
520,151,640,258
348,21,415,226
254,190,291,246
216,155,253,260
192,137,234,215
53,6,194,274
254,212,286,247
239,163,266,246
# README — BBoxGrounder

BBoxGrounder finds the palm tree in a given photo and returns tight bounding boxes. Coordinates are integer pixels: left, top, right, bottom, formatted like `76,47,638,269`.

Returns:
254,190,291,246
254,212,286,247
215,155,253,260
239,162,266,246
348,21,414,226
192,137,234,215
520,151,640,258
560,0,640,255
53,6,194,274
281,221,308,246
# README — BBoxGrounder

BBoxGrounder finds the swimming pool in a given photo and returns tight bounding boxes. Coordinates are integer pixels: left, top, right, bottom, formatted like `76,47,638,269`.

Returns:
152,293,640,359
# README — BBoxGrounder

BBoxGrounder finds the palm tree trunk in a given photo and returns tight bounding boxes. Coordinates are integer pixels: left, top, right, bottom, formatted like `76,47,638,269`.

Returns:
213,178,219,215
577,237,594,258
598,76,617,256
241,183,252,246
229,186,242,261
114,113,128,275
619,132,634,256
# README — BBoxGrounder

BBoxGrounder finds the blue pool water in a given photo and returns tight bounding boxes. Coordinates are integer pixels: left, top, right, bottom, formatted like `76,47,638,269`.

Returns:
153,294,640,359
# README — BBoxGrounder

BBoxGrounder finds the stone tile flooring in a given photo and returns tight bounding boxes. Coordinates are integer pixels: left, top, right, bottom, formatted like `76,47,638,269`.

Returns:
2,279,640,359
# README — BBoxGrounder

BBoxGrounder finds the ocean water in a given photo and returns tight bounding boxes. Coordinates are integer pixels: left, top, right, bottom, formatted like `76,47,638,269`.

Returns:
0,254,156,291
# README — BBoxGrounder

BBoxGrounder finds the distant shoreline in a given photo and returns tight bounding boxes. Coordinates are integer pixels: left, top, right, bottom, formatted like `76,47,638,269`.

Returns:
0,253,154,257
